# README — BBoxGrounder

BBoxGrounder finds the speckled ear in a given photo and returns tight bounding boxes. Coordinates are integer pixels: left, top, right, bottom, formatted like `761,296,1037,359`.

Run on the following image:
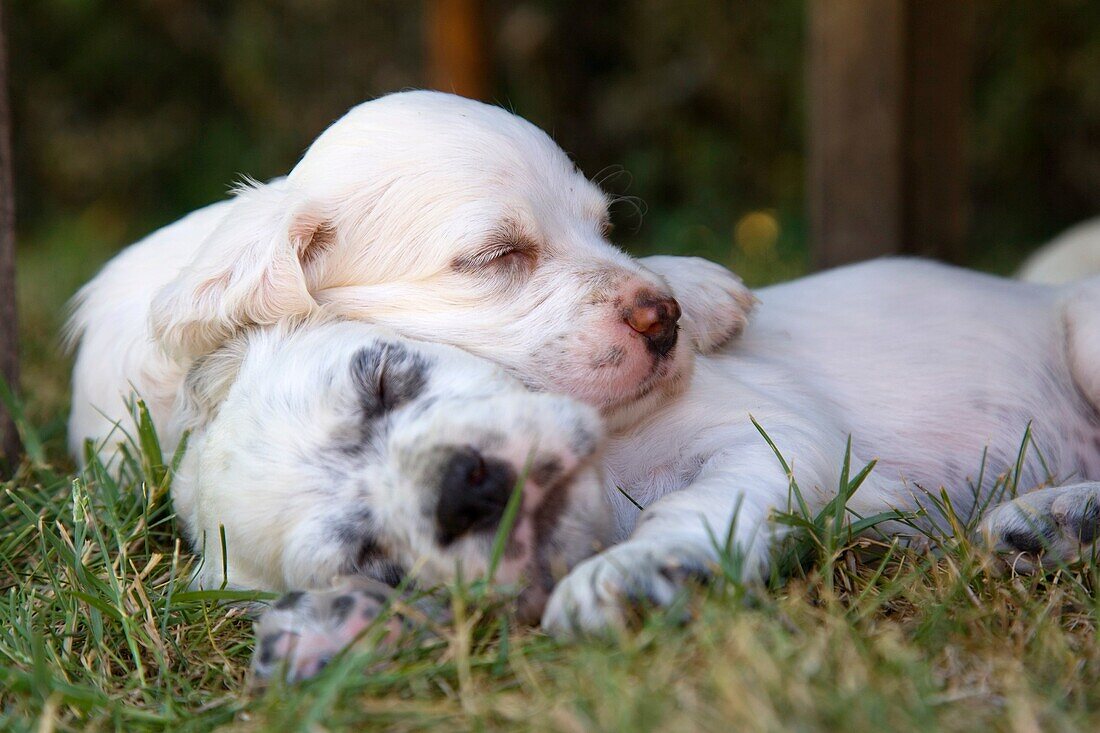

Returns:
177,335,250,429
639,255,757,354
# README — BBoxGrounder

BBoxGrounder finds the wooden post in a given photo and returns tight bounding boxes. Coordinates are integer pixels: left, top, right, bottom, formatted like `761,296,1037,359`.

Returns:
808,0,974,269
0,2,20,465
424,0,490,101
903,0,973,264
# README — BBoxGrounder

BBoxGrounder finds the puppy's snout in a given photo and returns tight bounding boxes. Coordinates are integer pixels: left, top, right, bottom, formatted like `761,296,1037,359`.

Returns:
435,447,516,545
625,290,681,357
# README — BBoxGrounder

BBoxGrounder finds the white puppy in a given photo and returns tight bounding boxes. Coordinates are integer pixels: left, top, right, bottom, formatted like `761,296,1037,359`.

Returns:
66,91,751,461
543,260,1100,635
172,317,613,678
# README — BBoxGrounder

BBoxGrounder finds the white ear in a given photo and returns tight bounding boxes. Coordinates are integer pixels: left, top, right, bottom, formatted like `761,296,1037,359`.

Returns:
150,181,334,361
639,255,757,354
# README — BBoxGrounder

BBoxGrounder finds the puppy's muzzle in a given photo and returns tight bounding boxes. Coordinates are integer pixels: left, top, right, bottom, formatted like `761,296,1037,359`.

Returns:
434,447,517,545
625,291,681,357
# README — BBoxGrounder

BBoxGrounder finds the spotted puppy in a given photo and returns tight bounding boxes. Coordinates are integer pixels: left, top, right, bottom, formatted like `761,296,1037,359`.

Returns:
172,318,613,678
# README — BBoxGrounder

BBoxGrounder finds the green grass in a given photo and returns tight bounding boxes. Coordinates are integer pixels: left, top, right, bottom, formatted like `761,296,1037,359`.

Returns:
5,414,1100,732
5,233,1100,731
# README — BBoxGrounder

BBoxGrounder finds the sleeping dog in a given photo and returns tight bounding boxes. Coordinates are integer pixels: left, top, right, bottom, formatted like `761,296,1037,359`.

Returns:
66,91,752,462
68,91,1100,667
177,264,1100,677
543,260,1100,636
173,318,614,678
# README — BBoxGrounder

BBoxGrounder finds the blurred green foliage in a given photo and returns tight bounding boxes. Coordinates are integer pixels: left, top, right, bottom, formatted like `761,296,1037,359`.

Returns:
7,0,1100,283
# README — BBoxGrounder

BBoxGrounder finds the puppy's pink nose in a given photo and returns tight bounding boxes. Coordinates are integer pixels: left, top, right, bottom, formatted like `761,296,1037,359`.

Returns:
625,291,681,357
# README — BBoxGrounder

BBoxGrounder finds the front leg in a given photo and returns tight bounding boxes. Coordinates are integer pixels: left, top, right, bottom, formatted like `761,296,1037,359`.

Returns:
542,441,842,638
541,486,769,638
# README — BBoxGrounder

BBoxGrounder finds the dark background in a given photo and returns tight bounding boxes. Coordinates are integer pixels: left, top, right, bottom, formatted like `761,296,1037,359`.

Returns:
10,1,1100,271
7,0,1100,424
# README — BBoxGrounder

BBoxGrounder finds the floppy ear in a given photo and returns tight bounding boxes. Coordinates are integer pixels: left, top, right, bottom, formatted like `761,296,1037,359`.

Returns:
639,255,757,354
150,181,334,361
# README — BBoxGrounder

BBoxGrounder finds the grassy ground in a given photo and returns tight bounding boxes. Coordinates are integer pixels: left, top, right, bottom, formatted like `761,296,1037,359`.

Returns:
3,234,1099,732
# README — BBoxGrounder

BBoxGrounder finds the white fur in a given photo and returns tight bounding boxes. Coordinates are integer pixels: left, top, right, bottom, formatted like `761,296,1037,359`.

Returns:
543,260,1100,636
67,91,1100,641
177,258,1100,640
67,91,751,460
1018,217,1100,284
175,318,612,624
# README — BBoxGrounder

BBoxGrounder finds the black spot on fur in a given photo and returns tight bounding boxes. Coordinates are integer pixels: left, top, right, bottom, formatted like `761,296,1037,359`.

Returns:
530,457,564,487
533,474,569,548
352,535,385,567
331,508,407,586
332,508,380,555
258,631,286,667
363,560,406,587
274,591,305,610
343,342,430,451
330,594,355,624
571,420,598,459
351,342,430,417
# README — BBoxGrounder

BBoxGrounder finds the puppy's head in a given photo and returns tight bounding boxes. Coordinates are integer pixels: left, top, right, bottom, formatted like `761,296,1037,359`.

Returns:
173,319,611,622
152,91,752,420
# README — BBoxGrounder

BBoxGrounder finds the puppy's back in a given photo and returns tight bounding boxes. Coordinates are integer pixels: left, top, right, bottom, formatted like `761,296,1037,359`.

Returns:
66,200,232,461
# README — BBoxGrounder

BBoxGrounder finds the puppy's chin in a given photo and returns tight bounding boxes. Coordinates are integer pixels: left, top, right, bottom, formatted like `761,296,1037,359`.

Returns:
536,338,693,419
599,345,694,431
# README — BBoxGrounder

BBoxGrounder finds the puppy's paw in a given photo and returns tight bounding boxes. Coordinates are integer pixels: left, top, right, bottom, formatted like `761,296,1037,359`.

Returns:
639,255,757,354
978,482,1100,573
540,543,714,640
252,577,403,681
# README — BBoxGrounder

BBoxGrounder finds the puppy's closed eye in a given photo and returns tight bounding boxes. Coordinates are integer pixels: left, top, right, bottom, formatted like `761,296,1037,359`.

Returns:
453,241,537,274
452,221,539,277
488,246,534,270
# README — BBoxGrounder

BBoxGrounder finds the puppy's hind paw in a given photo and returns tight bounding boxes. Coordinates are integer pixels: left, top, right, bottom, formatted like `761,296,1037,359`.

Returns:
252,576,403,682
978,482,1100,573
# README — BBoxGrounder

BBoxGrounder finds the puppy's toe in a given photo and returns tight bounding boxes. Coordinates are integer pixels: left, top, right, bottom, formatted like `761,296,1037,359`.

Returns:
979,482,1100,572
252,577,402,681
1050,485,1100,545
542,544,713,640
